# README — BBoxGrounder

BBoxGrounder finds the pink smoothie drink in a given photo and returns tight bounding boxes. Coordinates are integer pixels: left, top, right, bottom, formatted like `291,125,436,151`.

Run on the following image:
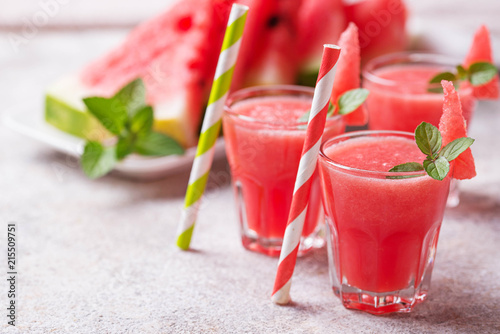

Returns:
363,53,476,132
223,86,345,256
318,131,451,314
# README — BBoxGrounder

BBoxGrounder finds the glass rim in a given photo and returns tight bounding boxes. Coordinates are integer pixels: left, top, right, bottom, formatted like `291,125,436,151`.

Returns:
224,84,343,127
319,130,427,178
362,52,463,88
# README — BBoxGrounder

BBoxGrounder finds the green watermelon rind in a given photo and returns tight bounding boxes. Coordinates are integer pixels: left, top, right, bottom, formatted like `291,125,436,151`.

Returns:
45,94,111,141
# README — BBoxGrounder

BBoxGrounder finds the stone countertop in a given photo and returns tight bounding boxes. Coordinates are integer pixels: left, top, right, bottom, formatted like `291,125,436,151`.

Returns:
1,21,500,334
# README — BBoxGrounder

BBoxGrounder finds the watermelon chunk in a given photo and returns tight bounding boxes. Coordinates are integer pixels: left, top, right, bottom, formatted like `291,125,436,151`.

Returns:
343,0,408,63
439,80,476,180
295,0,346,83
330,23,368,126
231,0,301,89
463,25,499,100
46,0,233,148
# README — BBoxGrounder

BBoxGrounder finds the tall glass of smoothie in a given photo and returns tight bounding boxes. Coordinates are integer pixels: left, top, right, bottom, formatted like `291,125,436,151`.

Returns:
223,86,346,256
363,52,476,206
318,130,451,314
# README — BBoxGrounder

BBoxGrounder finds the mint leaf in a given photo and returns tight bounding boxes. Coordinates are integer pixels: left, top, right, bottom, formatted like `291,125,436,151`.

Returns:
297,112,309,123
297,102,336,123
387,162,424,179
81,141,116,178
116,135,135,160
337,88,369,115
456,65,468,80
326,102,336,117
390,122,474,181
439,137,474,161
415,122,442,158
115,78,147,117
468,62,498,86
428,62,498,92
83,97,127,136
423,156,450,181
389,162,424,172
134,131,184,156
130,106,154,137
80,78,188,179
428,72,456,93
429,71,457,84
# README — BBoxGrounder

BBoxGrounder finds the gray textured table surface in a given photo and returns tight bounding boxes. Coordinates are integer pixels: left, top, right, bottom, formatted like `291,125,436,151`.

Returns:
1,11,500,334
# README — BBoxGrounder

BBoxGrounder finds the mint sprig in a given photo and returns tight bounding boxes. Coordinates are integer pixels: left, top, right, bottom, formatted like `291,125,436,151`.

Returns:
297,88,369,122
428,61,498,93
389,122,474,181
80,78,184,179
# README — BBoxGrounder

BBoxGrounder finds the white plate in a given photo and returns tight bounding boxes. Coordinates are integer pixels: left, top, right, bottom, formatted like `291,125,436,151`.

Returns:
3,106,226,180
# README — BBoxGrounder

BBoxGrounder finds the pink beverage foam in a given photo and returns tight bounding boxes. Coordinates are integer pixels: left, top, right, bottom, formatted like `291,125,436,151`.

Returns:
319,135,450,293
328,136,426,171
364,65,476,131
223,96,345,255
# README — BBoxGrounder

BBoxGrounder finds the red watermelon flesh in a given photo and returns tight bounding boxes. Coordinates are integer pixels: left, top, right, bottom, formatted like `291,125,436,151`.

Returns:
296,0,346,73
463,25,499,99
330,22,368,126
231,0,301,89
343,0,408,63
439,80,476,180
81,0,233,141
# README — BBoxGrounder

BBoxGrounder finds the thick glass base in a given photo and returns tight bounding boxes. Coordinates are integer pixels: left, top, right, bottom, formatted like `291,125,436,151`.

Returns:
325,221,439,315
241,226,325,257
333,284,428,315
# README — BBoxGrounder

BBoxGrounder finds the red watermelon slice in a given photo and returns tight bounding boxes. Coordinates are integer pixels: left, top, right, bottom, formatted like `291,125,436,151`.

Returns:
46,0,233,148
439,80,476,180
231,0,301,89
329,23,368,126
463,25,499,99
296,0,346,81
343,0,408,63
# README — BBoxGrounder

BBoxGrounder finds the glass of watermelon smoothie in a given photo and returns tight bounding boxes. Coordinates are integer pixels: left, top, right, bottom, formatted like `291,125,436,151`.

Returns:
362,52,476,207
363,52,476,130
223,86,346,257
318,130,451,314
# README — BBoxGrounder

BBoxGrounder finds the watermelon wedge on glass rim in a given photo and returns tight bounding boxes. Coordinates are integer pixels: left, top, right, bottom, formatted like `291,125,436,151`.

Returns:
329,22,368,126
463,25,500,100
45,0,234,148
439,80,476,180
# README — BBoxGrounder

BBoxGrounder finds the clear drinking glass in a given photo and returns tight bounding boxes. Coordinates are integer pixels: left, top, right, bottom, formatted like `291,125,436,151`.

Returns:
362,53,476,207
223,85,346,256
318,130,451,314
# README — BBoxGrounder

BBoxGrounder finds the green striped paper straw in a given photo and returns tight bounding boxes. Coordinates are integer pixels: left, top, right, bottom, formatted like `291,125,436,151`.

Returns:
176,3,248,250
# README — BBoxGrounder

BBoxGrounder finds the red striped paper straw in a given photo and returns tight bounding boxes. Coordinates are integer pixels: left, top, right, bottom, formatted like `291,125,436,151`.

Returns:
272,44,341,305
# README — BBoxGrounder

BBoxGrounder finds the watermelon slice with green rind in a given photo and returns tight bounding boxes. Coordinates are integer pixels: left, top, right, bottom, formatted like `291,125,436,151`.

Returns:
463,25,499,100
439,80,476,180
330,23,368,126
45,0,233,148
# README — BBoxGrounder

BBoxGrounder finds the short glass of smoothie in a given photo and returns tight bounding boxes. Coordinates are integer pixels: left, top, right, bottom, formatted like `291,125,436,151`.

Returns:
318,130,451,314
363,52,476,131
223,85,346,256
363,52,476,206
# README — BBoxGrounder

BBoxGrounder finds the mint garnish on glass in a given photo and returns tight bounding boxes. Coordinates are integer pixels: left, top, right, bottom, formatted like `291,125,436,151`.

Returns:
81,78,184,179
389,122,474,180
298,88,369,122
428,61,498,93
